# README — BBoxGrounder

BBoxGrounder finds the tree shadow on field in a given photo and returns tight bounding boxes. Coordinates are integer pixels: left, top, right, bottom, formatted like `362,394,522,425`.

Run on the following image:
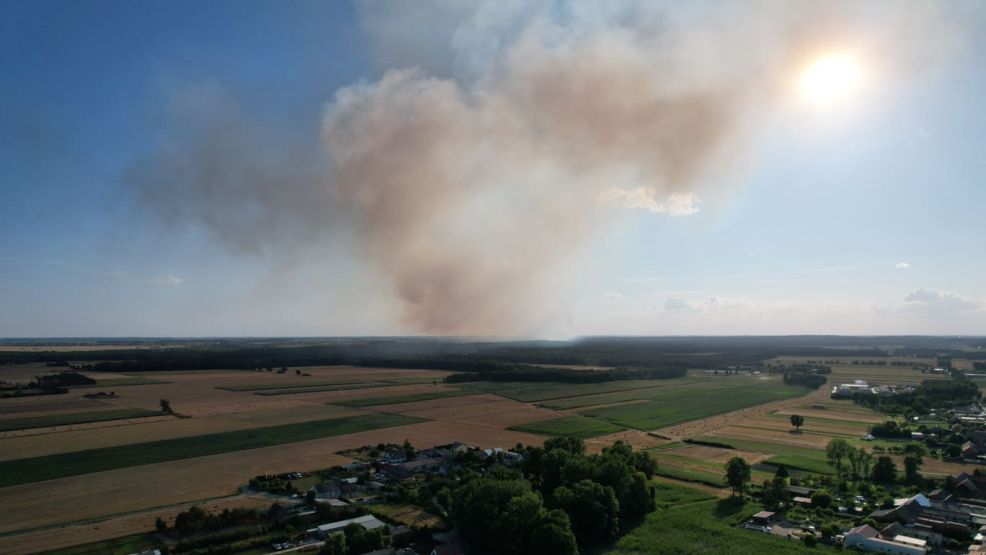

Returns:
714,496,747,519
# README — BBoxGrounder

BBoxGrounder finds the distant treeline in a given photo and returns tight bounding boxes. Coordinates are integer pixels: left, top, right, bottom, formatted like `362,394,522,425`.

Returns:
4,336,984,376
0,371,95,398
444,366,688,383
781,372,828,389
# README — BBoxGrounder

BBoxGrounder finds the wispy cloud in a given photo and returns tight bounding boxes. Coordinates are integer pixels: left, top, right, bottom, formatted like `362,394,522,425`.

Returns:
895,261,911,269
146,274,185,286
604,291,623,300
902,289,983,313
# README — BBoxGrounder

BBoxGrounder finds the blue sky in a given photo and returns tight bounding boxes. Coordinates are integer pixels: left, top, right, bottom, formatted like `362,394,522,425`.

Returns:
2,1,985,337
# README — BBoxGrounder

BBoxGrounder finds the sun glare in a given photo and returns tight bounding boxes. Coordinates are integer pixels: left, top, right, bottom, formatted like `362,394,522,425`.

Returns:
798,52,864,107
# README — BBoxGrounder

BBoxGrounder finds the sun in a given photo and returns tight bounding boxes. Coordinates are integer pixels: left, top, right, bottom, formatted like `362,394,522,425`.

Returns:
798,52,864,107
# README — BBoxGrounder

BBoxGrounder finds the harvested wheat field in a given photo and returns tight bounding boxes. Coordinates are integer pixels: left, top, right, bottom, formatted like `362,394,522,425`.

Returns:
0,403,364,460
0,495,272,555
713,425,833,449
0,418,544,534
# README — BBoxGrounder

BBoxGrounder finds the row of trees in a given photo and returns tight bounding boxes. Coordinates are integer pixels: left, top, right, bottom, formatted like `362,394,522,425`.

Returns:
827,438,923,484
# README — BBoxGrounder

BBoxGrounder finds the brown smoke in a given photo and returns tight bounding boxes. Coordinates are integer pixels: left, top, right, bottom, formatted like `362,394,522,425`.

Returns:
130,1,968,335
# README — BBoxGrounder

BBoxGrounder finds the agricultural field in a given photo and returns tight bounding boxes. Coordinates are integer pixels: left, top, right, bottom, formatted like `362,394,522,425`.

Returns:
611,482,815,554
509,415,625,439
0,412,425,487
0,407,164,432
3,351,968,554
579,379,807,430
459,378,702,403
331,388,478,407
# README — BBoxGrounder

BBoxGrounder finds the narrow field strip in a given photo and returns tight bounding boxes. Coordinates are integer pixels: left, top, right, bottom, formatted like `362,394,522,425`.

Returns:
69,378,170,388
0,413,426,487
0,408,165,432
215,380,383,392
331,389,478,407
459,379,701,403
253,383,398,396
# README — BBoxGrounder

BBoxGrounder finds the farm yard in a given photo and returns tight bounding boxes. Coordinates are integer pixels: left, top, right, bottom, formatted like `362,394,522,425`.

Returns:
638,363,984,489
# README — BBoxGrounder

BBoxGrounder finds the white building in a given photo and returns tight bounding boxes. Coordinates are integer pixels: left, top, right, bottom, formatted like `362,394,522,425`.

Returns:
844,524,927,555
307,514,386,538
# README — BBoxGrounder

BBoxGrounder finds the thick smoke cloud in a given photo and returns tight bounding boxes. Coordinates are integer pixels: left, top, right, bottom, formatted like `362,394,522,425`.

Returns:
130,1,970,335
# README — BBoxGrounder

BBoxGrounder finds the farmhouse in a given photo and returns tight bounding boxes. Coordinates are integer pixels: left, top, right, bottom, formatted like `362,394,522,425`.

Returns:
307,514,387,538
870,493,975,539
954,472,986,499
751,511,774,526
832,381,870,398
787,485,815,497
843,524,927,555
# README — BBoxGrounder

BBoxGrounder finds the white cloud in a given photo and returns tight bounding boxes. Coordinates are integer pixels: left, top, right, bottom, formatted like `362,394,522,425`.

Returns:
902,289,982,312
604,291,623,300
895,262,911,269
147,274,185,286
600,188,700,215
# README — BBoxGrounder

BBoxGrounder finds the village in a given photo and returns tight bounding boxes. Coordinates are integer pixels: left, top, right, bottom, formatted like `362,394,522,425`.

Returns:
145,440,527,555
731,373,986,555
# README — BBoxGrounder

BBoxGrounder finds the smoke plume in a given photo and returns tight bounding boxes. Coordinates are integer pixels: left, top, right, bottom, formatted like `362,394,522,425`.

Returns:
129,1,968,335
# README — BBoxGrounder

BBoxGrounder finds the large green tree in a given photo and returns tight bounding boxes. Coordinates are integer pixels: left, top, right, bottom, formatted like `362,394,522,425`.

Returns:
452,479,577,555
826,438,852,478
319,533,346,555
871,456,897,483
550,480,620,546
725,456,751,496
790,414,805,432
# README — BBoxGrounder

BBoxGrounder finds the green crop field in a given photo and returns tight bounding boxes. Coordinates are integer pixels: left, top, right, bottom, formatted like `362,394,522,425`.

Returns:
253,383,399,396
508,415,625,439
332,389,478,407
611,482,816,554
0,408,164,432
654,465,727,488
579,381,809,430
765,454,836,475
459,379,700,403
541,379,741,410
649,451,772,488
0,413,425,487
216,380,387,392
70,378,170,388
695,436,836,474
